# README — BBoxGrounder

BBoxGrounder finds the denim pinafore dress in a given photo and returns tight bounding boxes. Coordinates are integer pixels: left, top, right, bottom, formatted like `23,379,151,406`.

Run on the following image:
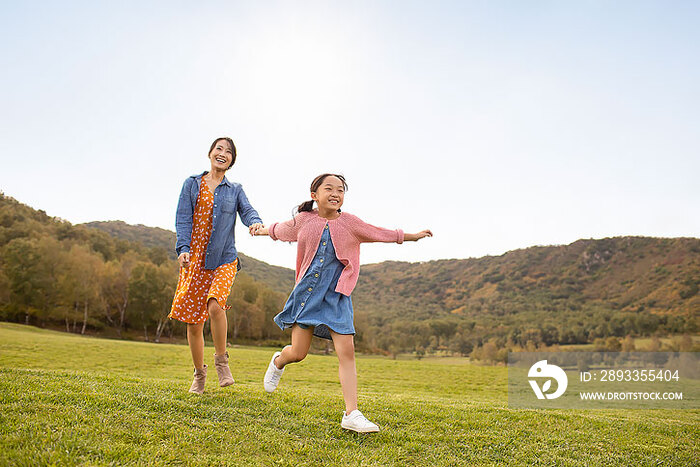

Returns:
273,223,354,340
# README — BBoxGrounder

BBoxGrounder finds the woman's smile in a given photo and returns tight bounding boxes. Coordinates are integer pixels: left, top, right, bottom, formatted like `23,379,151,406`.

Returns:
209,139,234,170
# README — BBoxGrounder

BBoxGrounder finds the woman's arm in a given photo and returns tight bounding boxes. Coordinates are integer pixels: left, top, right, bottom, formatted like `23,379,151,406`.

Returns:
236,185,265,236
237,185,263,227
175,178,194,256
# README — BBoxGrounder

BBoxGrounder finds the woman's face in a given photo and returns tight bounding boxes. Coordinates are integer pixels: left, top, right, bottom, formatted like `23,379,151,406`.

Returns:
311,175,345,211
208,139,233,171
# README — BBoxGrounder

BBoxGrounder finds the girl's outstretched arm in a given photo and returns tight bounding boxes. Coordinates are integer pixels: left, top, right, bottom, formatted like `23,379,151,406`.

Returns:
260,215,302,242
347,214,405,244
404,230,433,242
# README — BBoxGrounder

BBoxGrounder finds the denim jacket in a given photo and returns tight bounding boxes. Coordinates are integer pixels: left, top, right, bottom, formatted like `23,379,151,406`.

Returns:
175,172,262,270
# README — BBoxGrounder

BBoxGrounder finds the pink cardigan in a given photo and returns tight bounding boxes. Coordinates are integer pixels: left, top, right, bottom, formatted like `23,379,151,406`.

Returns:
269,210,404,296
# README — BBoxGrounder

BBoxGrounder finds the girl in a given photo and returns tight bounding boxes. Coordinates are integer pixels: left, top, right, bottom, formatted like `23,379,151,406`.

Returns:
169,137,263,394
255,173,431,432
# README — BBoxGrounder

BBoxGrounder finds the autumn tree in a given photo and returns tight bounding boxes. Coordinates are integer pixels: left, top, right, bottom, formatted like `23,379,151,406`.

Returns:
127,261,177,341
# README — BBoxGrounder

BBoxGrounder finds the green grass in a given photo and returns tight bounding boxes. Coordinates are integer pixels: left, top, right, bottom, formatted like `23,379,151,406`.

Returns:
0,323,697,466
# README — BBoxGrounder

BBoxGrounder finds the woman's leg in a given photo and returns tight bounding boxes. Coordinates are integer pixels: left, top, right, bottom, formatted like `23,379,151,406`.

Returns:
207,298,227,356
275,324,314,368
330,332,358,414
187,322,205,369
208,298,234,386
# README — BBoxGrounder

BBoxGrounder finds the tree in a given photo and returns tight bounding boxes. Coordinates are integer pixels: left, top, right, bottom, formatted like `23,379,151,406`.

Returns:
101,252,139,337
2,237,64,325
127,261,177,341
229,272,266,340
256,289,286,339
60,244,104,334
428,319,458,349
646,336,662,352
621,335,636,352
0,266,10,307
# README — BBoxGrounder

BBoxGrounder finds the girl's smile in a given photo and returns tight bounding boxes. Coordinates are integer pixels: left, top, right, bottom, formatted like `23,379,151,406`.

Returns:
312,176,345,216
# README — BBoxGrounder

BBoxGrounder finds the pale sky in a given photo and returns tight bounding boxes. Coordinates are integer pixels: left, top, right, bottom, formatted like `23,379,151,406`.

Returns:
1,1,698,268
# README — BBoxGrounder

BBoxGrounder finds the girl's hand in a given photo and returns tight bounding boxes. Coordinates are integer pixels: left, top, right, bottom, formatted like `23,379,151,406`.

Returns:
254,226,270,236
178,252,190,268
249,223,264,236
405,229,433,242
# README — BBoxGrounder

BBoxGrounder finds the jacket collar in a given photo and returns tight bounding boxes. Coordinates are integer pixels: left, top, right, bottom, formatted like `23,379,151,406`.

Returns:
194,171,232,187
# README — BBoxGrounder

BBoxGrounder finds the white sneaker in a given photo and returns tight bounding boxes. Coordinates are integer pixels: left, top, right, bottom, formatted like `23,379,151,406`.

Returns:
341,410,379,433
263,351,284,393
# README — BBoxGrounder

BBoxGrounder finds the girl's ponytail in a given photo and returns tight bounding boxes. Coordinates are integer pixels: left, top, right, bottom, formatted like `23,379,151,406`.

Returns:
297,200,315,213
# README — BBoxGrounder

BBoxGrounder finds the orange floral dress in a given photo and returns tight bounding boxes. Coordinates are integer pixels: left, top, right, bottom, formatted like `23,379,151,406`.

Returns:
169,179,238,324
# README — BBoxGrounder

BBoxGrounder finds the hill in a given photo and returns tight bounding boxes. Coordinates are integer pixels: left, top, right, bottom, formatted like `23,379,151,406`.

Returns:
82,221,177,253
353,237,699,354
2,193,697,356
83,220,295,295
0,193,290,344
82,219,699,357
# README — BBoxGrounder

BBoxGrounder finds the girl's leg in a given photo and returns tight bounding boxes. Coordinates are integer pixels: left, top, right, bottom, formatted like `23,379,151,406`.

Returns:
330,332,358,414
187,322,205,369
275,324,314,368
207,298,227,356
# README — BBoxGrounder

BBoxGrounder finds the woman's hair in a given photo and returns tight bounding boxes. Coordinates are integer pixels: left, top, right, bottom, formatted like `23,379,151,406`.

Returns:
296,173,348,214
209,137,237,169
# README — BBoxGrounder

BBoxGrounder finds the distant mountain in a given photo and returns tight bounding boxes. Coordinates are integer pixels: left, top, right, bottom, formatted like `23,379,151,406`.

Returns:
2,190,696,354
0,194,292,343
83,221,176,253
352,236,699,346
82,220,295,295
83,219,699,350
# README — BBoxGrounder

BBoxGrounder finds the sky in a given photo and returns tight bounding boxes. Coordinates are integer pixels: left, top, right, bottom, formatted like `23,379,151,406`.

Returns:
1,1,698,268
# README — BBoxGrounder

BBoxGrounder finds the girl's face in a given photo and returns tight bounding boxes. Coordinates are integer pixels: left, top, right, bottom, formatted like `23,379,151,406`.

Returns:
208,139,233,171
311,176,345,211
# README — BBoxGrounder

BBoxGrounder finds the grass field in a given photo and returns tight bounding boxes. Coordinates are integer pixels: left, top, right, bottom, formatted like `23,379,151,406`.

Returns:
0,322,698,466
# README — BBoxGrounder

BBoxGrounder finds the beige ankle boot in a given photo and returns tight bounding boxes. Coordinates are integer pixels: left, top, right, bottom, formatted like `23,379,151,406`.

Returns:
189,365,207,394
214,352,234,387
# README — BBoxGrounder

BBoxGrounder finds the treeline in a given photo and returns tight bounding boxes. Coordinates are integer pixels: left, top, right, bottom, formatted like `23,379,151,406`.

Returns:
0,193,288,343
84,218,700,358
2,193,698,359
357,309,699,360
353,236,699,359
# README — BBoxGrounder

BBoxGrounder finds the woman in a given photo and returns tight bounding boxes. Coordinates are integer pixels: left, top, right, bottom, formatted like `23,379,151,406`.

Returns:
169,137,263,394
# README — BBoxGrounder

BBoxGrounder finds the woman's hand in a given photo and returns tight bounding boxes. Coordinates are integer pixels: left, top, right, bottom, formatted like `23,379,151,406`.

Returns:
249,223,264,236
178,252,190,268
404,230,433,242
